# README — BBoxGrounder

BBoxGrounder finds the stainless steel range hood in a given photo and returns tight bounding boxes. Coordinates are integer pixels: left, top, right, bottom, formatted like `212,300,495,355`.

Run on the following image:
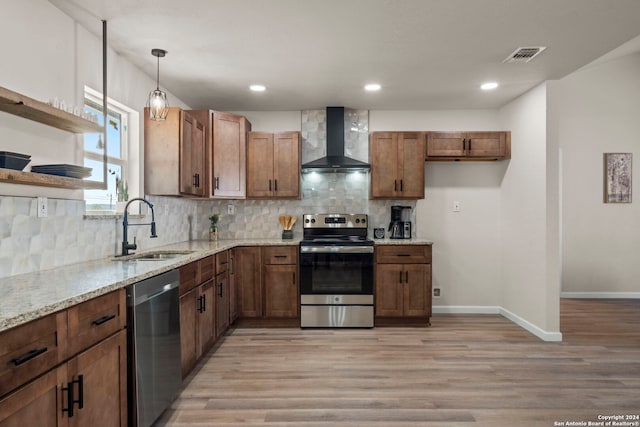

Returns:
301,107,371,173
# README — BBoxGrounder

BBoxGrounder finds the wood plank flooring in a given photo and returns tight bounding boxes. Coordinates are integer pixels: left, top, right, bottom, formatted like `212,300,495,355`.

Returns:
156,299,640,426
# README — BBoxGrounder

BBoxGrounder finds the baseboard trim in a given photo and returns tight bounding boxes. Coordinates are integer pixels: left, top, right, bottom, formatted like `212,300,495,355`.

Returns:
561,292,640,299
433,305,562,342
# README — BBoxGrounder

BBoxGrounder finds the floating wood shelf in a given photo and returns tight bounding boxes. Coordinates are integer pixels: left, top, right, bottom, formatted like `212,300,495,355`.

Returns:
0,168,105,190
0,86,103,134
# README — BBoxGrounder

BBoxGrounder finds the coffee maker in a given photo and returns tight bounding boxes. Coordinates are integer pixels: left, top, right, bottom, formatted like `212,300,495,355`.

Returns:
389,205,412,239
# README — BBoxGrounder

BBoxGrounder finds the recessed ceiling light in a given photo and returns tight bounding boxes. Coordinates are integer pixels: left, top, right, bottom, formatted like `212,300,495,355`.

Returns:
249,84,266,92
364,83,381,91
481,82,499,90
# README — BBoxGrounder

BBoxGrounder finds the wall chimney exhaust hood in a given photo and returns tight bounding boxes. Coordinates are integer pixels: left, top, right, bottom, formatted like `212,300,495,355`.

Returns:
301,107,371,173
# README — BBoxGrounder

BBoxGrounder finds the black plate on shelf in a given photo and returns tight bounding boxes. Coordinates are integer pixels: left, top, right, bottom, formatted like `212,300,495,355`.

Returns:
31,164,92,179
0,151,31,170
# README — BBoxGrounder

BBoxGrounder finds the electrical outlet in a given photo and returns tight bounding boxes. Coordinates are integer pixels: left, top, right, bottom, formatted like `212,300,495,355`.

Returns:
227,203,234,215
453,201,461,212
433,287,441,298
37,197,48,218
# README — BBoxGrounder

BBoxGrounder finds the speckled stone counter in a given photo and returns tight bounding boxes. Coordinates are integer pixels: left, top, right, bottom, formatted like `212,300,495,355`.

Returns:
374,238,433,245
0,238,299,332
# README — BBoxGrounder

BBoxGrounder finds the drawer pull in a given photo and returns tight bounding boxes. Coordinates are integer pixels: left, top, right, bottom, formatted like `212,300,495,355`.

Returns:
12,347,48,366
92,314,116,326
62,381,74,417
396,254,411,257
72,375,84,410
274,255,288,259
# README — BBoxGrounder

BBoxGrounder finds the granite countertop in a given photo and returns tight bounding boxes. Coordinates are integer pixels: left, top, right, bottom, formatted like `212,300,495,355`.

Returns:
0,238,299,332
0,237,433,332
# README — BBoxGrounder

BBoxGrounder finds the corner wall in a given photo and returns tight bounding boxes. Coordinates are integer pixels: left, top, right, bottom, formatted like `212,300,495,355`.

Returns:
499,83,561,340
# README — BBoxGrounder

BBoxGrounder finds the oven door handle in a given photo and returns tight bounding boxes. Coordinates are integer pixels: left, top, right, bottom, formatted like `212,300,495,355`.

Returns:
300,245,374,254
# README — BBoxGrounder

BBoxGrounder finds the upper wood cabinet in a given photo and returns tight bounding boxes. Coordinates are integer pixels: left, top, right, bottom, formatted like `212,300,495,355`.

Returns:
426,131,510,160
247,131,301,199
370,132,425,199
189,110,251,199
145,107,206,196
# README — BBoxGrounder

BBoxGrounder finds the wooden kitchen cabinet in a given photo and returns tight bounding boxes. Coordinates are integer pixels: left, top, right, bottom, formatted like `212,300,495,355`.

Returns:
179,256,216,378
263,246,298,319
370,132,425,199
0,292,127,426
229,249,238,324
375,245,432,326
215,271,229,339
235,247,263,318
426,131,510,160
145,107,206,196
247,131,301,199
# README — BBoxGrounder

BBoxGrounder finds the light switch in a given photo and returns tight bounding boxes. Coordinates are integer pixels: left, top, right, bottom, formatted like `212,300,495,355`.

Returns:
227,203,235,215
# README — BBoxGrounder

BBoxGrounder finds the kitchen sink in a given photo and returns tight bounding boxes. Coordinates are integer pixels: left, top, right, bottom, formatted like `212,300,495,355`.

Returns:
114,250,195,261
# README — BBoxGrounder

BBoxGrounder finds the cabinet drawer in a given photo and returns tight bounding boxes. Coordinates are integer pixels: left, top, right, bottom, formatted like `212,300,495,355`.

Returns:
216,251,229,273
0,311,67,398
199,256,215,283
180,261,199,295
66,289,126,358
376,245,432,264
263,246,297,265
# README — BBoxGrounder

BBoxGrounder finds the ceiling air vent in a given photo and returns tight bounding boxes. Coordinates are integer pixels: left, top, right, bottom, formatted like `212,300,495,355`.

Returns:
503,46,547,63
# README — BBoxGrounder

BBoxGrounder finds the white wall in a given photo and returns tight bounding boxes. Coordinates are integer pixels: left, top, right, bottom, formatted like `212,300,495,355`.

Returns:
553,53,640,294
0,0,191,200
499,83,561,338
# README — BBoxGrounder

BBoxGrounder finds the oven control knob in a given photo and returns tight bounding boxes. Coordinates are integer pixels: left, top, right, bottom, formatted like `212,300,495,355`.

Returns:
311,219,316,223
361,218,366,223
334,296,340,303
305,218,310,223
355,219,360,223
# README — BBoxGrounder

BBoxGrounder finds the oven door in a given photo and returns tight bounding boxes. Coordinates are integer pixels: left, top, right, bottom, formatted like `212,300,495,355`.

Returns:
299,246,374,295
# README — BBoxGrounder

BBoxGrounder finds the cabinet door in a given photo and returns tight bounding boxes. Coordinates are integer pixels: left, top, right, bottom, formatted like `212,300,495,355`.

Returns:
273,132,300,198
197,280,215,356
370,132,400,198
235,247,262,318
191,119,206,196
215,272,229,339
247,132,274,198
426,132,465,157
466,132,506,158
0,367,66,426
144,107,183,195
180,112,195,195
229,250,238,324
67,331,127,427
398,132,425,198
374,264,404,317
403,264,431,317
179,289,197,378
212,112,247,198
264,265,298,318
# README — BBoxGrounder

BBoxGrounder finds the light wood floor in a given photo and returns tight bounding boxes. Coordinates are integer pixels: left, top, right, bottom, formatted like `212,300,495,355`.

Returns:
156,299,640,426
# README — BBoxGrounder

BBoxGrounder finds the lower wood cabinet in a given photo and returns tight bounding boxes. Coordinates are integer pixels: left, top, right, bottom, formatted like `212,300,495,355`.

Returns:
375,245,432,326
215,271,229,339
236,247,263,318
263,247,298,319
179,256,216,378
0,324,127,427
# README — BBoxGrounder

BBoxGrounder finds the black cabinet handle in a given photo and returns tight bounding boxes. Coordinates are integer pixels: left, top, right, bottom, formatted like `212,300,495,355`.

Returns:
12,347,48,366
92,314,116,326
405,271,409,283
72,375,84,411
399,271,403,283
62,381,74,417
396,254,411,257
274,179,278,192
193,173,200,188
274,255,287,259
269,179,272,191
215,176,220,189
218,283,223,297
400,180,404,192
468,138,472,151
202,294,206,312
394,180,398,191
197,295,204,313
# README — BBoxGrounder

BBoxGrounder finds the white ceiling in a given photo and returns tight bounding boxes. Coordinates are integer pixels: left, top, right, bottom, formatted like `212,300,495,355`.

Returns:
50,0,640,111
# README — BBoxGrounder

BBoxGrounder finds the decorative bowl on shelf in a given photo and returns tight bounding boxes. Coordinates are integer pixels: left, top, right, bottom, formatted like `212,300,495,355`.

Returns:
0,151,31,170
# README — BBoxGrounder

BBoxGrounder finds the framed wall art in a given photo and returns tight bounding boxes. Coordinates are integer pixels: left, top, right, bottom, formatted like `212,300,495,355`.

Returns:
603,153,632,203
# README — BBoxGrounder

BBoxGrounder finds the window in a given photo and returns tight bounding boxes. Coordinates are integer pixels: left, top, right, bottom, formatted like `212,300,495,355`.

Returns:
83,88,139,213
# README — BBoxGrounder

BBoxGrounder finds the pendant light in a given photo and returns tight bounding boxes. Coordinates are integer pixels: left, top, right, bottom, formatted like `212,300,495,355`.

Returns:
147,48,169,120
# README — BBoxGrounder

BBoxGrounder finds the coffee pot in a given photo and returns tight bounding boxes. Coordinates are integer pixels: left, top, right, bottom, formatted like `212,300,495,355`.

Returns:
389,206,412,239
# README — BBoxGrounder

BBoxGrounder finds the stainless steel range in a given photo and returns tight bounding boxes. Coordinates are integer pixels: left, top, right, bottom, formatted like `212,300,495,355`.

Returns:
299,213,374,328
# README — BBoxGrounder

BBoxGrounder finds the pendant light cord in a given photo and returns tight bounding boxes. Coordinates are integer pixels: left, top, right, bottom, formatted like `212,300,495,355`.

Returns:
156,55,160,90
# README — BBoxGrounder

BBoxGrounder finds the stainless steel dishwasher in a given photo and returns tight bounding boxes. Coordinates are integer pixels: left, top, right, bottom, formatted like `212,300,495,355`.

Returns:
126,269,181,427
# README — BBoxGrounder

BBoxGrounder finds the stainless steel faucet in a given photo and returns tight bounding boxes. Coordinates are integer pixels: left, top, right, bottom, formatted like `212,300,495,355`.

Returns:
122,197,158,256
